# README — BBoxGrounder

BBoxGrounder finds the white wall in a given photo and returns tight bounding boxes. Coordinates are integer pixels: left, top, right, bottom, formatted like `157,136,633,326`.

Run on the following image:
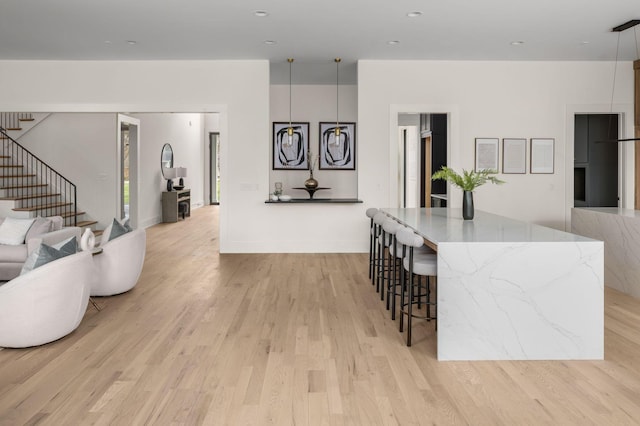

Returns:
1,59,634,253
358,60,635,230
269,84,358,198
18,113,117,226
131,113,208,227
16,112,210,229
0,60,269,253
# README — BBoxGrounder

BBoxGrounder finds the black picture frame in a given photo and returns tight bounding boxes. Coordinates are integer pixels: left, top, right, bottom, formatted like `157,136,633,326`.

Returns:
272,122,309,170
318,122,356,170
530,138,555,174
474,138,499,171
502,138,527,174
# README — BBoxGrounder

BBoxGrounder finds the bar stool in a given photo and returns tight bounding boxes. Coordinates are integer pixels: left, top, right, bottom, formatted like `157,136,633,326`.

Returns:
396,227,438,347
373,212,390,293
365,208,379,280
388,227,436,321
373,212,392,294
381,217,401,304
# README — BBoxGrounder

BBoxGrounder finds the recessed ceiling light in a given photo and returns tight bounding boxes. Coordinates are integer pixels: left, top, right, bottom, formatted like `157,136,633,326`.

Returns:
387,40,400,45
510,41,525,46
126,40,137,45
580,41,590,45
264,40,277,45
104,40,112,44
407,11,423,18
254,10,269,17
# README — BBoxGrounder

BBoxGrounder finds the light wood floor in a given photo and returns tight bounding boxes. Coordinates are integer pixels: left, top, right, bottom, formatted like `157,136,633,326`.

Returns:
2,206,640,425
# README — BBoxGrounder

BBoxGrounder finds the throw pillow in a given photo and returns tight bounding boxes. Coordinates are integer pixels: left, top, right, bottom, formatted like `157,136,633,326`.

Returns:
52,236,78,256
24,216,53,242
20,237,78,275
0,217,36,245
106,218,132,242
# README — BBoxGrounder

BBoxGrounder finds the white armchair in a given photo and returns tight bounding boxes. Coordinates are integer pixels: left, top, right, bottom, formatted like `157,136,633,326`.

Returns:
91,228,146,296
0,251,93,348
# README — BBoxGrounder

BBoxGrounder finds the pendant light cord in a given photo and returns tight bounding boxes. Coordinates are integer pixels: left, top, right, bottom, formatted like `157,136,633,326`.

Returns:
288,58,293,128
335,58,340,127
610,32,621,114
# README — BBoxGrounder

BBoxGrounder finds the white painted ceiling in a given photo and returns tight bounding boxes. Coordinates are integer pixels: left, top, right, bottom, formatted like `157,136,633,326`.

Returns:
0,0,638,84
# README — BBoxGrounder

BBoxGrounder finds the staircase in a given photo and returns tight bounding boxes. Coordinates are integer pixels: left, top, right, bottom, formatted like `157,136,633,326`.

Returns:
0,114,99,233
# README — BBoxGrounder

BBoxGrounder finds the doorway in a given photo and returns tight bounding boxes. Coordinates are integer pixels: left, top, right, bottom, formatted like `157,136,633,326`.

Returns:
117,114,140,228
209,132,220,205
574,114,618,207
398,113,447,208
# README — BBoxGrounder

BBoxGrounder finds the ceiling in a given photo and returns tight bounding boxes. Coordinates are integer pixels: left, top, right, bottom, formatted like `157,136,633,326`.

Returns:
0,0,638,84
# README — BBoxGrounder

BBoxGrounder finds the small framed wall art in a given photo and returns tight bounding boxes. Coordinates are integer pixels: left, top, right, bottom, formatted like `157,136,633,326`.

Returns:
530,138,554,174
475,138,499,171
318,122,356,170
273,122,309,170
502,138,526,174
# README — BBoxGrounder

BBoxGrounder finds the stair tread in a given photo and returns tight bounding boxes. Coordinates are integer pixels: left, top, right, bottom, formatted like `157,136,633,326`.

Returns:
76,220,98,227
93,230,104,237
0,174,35,178
18,118,34,122
0,193,60,201
13,201,73,212
59,211,86,218
5,127,21,131
0,184,48,190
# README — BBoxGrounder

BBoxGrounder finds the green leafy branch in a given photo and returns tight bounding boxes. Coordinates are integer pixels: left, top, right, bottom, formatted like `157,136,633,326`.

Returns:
431,166,505,192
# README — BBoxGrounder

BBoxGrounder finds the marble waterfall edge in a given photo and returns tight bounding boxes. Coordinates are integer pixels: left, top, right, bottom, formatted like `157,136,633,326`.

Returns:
437,241,604,361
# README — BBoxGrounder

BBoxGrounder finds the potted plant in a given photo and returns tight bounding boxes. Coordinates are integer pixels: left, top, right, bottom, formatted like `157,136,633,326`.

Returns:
431,167,504,220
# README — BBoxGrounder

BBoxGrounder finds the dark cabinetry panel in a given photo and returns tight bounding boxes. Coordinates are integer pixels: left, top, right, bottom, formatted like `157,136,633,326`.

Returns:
430,114,447,196
574,114,618,207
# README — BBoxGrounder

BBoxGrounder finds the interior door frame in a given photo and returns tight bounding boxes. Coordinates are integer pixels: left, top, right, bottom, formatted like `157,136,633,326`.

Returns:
391,105,456,209
564,104,634,231
117,113,140,229
209,132,220,205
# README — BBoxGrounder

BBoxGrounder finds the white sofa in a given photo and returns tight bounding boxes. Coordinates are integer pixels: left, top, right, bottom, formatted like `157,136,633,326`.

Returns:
0,216,81,281
91,228,146,296
0,251,93,348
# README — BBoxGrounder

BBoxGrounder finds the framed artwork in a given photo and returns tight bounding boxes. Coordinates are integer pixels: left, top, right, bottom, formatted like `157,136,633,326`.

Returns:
318,122,356,170
273,122,309,170
475,138,499,171
502,138,526,174
530,138,554,174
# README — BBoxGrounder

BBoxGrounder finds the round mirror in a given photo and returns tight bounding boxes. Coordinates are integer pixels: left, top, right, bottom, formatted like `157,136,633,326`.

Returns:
161,143,174,178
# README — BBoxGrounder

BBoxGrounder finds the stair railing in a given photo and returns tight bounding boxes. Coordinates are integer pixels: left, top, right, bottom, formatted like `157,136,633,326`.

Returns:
0,126,77,226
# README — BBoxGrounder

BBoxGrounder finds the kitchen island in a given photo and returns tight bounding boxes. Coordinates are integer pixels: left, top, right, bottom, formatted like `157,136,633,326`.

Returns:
383,208,604,361
572,207,640,299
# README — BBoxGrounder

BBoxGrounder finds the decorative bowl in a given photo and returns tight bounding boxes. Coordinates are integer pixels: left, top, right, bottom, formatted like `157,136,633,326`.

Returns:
279,195,292,201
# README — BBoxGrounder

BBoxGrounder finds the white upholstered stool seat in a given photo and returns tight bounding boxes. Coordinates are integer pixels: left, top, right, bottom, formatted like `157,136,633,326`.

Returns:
403,253,437,276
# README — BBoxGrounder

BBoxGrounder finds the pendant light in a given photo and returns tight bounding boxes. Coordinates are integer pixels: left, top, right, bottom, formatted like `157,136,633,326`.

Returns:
596,20,640,143
285,58,295,146
332,58,342,146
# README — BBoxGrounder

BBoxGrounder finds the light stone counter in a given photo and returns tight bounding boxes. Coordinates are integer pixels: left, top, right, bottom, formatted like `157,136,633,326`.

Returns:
572,207,640,299
383,208,604,361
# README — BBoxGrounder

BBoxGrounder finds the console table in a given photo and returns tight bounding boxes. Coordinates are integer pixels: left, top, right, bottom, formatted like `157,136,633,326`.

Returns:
162,189,190,222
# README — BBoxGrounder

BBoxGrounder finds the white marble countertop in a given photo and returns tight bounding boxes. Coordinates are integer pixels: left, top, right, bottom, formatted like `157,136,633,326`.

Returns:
573,207,640,219
383,208,597,244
